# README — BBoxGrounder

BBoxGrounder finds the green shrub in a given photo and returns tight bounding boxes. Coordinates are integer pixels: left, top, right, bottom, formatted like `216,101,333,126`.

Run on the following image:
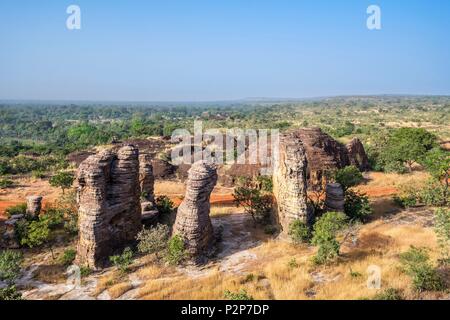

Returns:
0,250,23,285
224,289,254,300
5,203,27,218
0,179,14,189
334,166,364,191
155,196,175,216
0,285,22,300
59,249,76,266
109,247,134,273
393,195,417,208
19,219,50,248
40,208,65,229
344,191,373,222
136,224,170,255
32,170,46,179
311,212,347,265
233,186,273,225
288,220,311,244
80,266,92,278
165,235,186,265
373,288,403,300
399,246,445,292
434,208,450,264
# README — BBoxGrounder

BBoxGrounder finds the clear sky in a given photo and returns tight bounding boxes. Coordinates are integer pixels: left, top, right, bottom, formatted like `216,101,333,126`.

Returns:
0,0,449,101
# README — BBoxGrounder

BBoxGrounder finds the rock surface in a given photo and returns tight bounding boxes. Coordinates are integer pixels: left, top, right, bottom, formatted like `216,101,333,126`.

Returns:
346,138,371,171
75,145,142,269
172,161,217,262
26,195,43,218
139,153,158,226
324,183,345,212
273,133,311,233
293,128,349,188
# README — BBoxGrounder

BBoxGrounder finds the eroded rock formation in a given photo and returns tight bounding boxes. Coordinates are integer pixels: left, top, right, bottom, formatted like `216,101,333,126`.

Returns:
172,161,217,262
293,128,349,188
346,138,371,171
273,133,311,233
75,145,142,269
26,195,43,218
324,183,345,212
139,153,158,226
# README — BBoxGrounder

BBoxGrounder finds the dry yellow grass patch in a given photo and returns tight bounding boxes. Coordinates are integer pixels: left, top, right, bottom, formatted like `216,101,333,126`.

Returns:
94,270,124,296
154,180,185,196
210,206,241,217
107,282,134,299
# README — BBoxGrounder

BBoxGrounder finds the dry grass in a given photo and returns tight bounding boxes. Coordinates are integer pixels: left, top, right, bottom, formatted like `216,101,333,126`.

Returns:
107,282,134,299
130,205,444,300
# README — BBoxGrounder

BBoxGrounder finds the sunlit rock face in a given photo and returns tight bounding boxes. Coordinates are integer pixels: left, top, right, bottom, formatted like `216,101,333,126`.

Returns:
273,133,311,234
172,161,217,263
75,145,142,270
346,138,371,171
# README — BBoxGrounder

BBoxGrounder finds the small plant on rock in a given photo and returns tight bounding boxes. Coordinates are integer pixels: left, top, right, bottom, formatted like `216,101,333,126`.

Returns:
164,235,186,266
109,247,134,273
288,219,311,244
224,289,254,300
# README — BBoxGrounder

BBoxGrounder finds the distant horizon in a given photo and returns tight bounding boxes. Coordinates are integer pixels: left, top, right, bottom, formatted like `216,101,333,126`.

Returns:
1,93,450,105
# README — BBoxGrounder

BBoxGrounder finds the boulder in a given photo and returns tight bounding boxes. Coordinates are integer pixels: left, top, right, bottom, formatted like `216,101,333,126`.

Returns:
26,195,42,218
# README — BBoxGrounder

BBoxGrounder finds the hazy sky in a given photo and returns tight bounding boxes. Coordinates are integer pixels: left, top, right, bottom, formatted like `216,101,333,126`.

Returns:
1,0,449,101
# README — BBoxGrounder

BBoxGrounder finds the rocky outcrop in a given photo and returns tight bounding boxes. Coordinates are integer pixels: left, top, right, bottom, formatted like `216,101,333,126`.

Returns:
139,153,158,226
293,128,349,188
26,196,43,218
346,138,371,171
75,145,142,269
324,183,345,212
172,161,217,262
273,133,311,233
0,215,24,249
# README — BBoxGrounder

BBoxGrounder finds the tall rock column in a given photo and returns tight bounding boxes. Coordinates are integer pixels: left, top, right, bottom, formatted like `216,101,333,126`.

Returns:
172,161,217,263
324,183,345,212
75,145,142,269
273,133,311,234
346,138,371,171
139,153,158,225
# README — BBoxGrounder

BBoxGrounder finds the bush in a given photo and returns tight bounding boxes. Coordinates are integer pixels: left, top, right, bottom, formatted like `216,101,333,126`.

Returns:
373,288,403,300
233,186,273,225
399,246,445,292
223,289,254,300
59,249,76,266
137,224,170,255
155,196,174,215
311,212,347,265
344,191,373,222
288,220,311,244
334,166,364,191
0,250,23,285
393,195,417,208
32,170,46,179
0,285,22,300
5,203,27,218
434,208,450,264
109,247,134,273
287,258,299,269
19,219,50,248
164,235,186,265
0,179,14,189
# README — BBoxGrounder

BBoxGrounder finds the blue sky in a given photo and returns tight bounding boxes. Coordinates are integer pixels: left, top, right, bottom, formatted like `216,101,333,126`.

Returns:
0,0,449,101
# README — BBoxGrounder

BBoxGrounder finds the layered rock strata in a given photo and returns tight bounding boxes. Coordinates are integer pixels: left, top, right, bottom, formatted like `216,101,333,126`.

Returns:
172,161,217,262
75,145,142,269
273,133,311,233
324,183,345,212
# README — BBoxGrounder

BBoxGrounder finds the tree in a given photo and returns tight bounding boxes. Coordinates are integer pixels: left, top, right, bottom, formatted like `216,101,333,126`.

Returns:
233,186,273,225
383,128,437,172
334,166,364,192
49,171,74,194
421,148,450,206
311,212,347,264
